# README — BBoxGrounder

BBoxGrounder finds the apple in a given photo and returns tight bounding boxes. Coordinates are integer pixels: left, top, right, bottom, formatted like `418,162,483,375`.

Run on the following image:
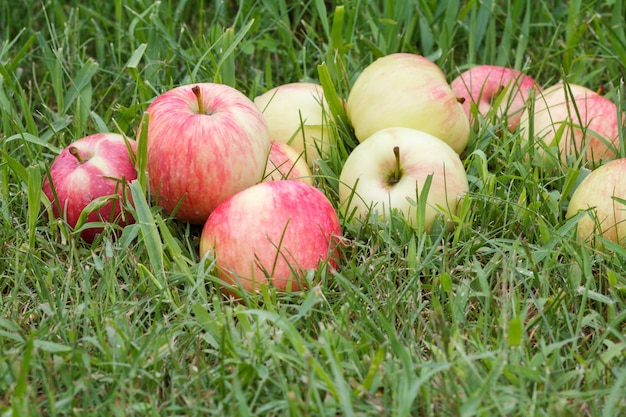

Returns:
519,83,622,167
42,133,137,243
566,158,626,246
339,127,469,231
140,83,271,224
254,82,336,167
199,180,342,293
346,53,470,154
450,65,540,130
263,140,313,184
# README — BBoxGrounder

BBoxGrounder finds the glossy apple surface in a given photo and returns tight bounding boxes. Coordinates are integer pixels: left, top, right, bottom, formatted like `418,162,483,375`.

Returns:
339,127,469,231
199,180,342,293
566,158,626,246
263,140,313,184
346,53,470,154
450,65,540,130
519,83,621,167
42,133,137,242
140,83,271,224
254,82,335,166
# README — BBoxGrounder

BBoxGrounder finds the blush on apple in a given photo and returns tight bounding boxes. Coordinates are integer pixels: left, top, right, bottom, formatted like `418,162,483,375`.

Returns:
346,53,470,155
566,158,626,246
254,82,336,167
519,82,622,167
42,133,137,243
139,83,271,224
450,64,540,130
339,127,469,232
263,140,313,184
199,180,342,293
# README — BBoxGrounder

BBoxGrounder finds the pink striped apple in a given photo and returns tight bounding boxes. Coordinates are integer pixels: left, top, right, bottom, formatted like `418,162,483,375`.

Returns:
140,83,271,224
200,180,342,293
450,65,540,130
519,83,622,167
263,140,313,184
42,133,137,242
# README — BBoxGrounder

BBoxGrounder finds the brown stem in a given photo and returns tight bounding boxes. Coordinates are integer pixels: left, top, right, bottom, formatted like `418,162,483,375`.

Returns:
192,85,205,114
68,146,84,163
388,146,402,185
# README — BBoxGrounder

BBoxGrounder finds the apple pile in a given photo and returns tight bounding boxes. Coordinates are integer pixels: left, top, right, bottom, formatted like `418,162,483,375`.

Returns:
450,61,625,247
42,50,626,293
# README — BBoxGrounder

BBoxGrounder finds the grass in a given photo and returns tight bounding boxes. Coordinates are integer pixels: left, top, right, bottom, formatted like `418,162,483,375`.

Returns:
1,0,626,415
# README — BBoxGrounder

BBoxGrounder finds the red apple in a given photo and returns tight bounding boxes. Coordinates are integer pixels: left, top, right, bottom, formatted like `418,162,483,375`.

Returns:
450,65,540,130
339,127,469,231
346,53,470,154
254,82,336,167
566,158,626,246
140,83,271,224
519,83,622,167
263,140,313,184
199,180,342,293
42,133,137,242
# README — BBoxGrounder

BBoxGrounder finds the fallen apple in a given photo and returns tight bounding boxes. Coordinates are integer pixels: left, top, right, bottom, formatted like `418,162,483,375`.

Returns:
199,180,342,293
140,83,271,224
42,133,137,243
519,82,622,167
339,127,469,231
254,82,336,167
450,64,540,130
346,53,470,154
566,158,626,246
263,140,313,184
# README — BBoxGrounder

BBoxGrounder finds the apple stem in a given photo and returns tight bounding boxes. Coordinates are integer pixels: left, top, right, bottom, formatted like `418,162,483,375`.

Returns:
388,146,402,184
69,146,84,163
192,85,205,114
456,96,466,104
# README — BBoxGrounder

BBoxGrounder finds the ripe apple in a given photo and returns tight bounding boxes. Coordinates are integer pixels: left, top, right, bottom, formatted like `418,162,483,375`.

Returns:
42,133,137,243
519,83,622,167
339,127,469,231
346,53,470,154
199,180,342,293
450,65,540,130
566,158,626,246
254,82,336,167
140,83,271,224
263,140,313,184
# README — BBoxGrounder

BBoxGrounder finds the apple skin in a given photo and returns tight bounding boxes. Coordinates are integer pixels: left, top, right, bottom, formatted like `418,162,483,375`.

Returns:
519,83,621,167
566,158,626,246
450,65,540,130
346,53,470,155
140,83,271,224
339,127,469,231
263,140,313,184
254,82,335,167
199,180,342,293
42,133,137,243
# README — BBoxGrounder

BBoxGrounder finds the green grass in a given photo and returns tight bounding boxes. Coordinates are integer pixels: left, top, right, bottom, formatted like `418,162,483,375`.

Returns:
1,0,626,415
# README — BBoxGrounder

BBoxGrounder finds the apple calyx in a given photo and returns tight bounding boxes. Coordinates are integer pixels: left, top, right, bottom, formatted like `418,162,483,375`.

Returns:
192,85,211,115
386,146,403,186
69,146,86,163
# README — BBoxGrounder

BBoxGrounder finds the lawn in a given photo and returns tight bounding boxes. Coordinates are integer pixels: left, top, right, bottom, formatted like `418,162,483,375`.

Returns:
1,0,625,416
